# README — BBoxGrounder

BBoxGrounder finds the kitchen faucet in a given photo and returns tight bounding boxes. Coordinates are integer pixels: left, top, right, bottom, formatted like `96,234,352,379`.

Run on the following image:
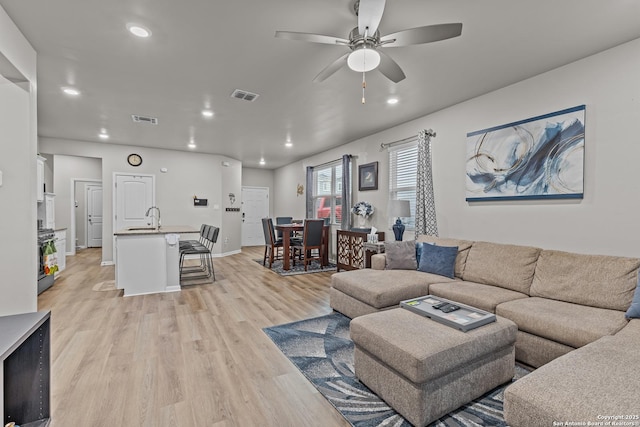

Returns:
145,206,161,230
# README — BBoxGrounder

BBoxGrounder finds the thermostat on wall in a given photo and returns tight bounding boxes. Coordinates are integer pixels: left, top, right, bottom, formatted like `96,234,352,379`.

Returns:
194,198,208,206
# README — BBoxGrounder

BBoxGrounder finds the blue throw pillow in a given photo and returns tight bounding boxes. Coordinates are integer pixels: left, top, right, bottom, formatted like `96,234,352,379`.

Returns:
417,243,458,279
415,241,433,265
625,272,640,319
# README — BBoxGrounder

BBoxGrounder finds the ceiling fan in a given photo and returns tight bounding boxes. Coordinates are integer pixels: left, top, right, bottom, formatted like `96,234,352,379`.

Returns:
275,0,463,84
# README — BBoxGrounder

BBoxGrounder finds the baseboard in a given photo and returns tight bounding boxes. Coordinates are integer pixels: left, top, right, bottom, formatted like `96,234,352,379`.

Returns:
101,260,114,266
218,249,241,257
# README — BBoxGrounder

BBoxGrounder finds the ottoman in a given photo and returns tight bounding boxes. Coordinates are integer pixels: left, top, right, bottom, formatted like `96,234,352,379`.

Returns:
350,308,517,426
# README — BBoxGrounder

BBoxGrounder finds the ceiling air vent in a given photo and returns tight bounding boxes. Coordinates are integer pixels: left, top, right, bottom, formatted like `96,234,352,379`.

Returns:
231,89,259,102
131,115,159,125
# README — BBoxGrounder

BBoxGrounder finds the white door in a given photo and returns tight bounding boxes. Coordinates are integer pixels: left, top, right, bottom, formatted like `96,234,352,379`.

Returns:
114,174,155,232
87,184,103,247
241,187,269,246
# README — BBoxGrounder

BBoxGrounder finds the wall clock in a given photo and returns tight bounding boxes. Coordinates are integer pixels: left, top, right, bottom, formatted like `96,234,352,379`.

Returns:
127,153,142,167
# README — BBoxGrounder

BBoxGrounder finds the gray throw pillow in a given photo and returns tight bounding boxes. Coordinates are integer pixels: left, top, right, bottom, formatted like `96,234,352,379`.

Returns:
625,272,640,319
385,240,418,270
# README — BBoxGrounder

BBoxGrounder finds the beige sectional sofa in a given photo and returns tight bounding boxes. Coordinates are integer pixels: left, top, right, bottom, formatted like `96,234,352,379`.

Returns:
330,235,640,426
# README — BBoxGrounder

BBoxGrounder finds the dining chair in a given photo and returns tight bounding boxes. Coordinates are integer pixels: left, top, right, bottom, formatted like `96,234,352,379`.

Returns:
275,216,292,238
262,218,285,268
292,219,325,271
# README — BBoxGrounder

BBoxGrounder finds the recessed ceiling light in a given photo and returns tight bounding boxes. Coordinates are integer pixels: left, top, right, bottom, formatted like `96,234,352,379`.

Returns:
285,142,293,148
259,158,266,166
127,24,151,38
201,110,214,118
387,97,399,105
99,133,109,140
62,87,80,96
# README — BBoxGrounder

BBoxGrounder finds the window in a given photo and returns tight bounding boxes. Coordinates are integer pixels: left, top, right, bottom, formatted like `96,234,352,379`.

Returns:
389,143,418,229
312,161,342,224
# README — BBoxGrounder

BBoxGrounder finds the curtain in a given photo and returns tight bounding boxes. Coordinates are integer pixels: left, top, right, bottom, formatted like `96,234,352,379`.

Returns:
415,129,438,237
341,154,352,230
305,166,313,219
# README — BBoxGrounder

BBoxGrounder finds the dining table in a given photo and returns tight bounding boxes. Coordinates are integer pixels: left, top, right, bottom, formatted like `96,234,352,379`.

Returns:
275,223,330,271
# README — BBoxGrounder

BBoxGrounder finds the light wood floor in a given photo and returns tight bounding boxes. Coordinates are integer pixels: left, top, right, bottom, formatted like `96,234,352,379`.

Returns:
38,247,350,427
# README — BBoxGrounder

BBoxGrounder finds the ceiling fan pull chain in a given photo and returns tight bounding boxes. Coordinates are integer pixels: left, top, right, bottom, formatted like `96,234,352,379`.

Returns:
362,72,366,104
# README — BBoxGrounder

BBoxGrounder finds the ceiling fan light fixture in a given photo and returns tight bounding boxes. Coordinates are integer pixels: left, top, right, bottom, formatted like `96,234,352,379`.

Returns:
127,24,151,38
347,47,380,73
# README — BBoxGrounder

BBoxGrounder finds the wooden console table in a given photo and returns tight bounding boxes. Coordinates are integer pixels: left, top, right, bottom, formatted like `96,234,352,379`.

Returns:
336,229,385,271
1,311,51,426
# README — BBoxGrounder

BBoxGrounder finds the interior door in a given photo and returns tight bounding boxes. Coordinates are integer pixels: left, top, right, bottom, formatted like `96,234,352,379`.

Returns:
241,187,269,246
114,174,155,233
87,184,103,247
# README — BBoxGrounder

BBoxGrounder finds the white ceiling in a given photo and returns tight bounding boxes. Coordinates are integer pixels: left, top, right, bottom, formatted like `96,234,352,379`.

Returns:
2,0,640,169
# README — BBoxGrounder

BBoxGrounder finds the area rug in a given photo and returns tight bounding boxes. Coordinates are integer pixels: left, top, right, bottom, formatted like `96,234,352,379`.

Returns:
264,312,528,427
254,259,337,276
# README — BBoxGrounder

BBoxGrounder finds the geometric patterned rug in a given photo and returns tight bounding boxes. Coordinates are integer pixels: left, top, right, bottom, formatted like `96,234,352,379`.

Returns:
264,312,529,427
253,259,337,276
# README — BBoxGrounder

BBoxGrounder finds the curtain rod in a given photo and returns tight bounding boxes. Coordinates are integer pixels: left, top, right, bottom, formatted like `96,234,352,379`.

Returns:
379,129,436,151
311,155,348,169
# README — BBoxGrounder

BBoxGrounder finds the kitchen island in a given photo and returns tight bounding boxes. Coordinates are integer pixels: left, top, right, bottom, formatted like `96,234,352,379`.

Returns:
114,225,198,297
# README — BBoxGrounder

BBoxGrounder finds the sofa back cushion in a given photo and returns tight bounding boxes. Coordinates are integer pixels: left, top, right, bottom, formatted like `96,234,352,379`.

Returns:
462,241,541,294
417,235,473,278
530,250,640,311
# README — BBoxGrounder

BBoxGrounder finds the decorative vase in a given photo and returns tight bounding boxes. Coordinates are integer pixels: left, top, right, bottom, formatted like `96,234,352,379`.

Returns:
392,218,405,241
357,215,367,228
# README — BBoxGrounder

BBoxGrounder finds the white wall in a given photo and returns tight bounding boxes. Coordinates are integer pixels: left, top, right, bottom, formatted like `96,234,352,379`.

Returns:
39,138,242,263
242,167,275,215
221,160,243,254
51,155,102,253
0,5,37,315
275,37,640,258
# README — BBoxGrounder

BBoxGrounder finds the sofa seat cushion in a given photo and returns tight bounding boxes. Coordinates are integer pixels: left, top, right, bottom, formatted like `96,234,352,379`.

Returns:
496,297,628,348
530,249,640,312
331,269,453,309
429,281,528,313
462,241,541,294
504,332,640,427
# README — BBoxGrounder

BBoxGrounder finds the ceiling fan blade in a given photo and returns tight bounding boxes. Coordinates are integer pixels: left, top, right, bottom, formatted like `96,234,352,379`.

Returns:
313,52,350,82
275,31,349,45
380,23,463,47
358,0,386,36
377,51,406,83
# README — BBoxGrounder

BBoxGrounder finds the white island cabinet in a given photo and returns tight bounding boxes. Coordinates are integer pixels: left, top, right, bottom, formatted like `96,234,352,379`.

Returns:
114,225,198,297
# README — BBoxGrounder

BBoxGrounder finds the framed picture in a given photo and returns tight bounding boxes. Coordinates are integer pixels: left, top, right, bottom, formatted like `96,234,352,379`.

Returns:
359,161,378,191
466,105,585,201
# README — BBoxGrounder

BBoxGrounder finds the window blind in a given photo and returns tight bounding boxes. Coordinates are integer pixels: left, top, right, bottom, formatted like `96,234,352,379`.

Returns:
389,143,418,229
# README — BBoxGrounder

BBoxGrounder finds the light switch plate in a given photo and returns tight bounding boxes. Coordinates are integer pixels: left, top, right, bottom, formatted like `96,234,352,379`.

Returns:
0,170,3,187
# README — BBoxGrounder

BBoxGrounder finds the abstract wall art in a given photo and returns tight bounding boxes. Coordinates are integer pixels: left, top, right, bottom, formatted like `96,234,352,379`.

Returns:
466,105,585,201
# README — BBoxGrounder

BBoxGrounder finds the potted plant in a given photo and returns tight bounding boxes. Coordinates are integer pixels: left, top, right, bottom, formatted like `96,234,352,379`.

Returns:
352,201,374,228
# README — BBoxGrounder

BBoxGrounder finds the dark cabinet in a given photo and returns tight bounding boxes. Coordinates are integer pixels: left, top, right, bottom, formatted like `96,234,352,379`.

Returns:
336,229,385,271
1,311,50,426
